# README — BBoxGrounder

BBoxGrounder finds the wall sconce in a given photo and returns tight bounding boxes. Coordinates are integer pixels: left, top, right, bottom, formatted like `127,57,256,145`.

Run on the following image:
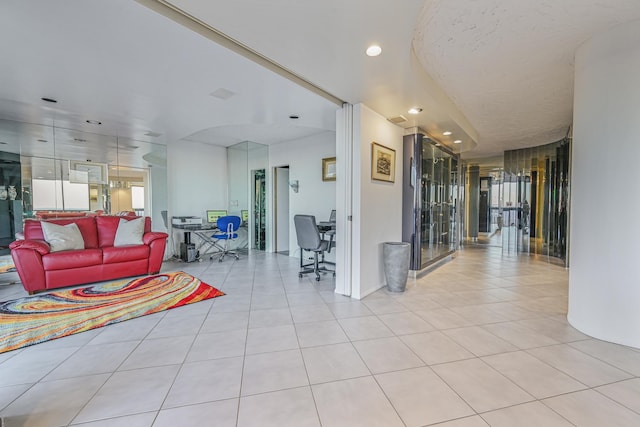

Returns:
289,180,299,193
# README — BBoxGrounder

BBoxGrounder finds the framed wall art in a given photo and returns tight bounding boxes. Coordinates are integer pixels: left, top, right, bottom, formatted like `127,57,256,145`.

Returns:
371,142,395,182
68,161,108,185
322,157,336,181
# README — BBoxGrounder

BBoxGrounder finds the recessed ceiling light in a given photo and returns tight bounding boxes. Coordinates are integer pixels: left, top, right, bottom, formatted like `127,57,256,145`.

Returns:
408,107,422,115
289,115,299,119
443,131,452,136
435,143,441,146
86,120,102,125
366,45,382,57
454,139,462,144
41,97,58,103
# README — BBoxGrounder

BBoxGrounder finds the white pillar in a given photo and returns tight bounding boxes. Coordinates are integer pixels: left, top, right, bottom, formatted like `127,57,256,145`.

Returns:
569,19,640,348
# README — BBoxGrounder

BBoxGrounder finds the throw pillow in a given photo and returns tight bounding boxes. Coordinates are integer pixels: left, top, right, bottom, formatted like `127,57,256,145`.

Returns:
113,217,145,246
41,222,85,253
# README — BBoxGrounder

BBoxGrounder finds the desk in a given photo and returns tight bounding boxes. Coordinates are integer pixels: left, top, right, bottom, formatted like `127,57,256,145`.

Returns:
173,223,249,261
318,223,336,252
172,223,222,260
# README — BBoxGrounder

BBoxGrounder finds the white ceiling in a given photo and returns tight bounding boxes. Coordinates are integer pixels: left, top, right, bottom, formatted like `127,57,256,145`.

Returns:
1,0,640,162
0,0,338,163
413,0,640,157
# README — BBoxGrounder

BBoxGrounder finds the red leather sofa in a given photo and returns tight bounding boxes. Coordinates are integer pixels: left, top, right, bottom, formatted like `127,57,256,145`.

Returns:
9,216,168,294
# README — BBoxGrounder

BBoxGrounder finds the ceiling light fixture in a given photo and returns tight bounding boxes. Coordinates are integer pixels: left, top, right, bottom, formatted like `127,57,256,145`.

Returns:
86,120,102,125
454,139,462,144
366,45,382,57
408,107,422,115
41,97,58,103
443,131,452,136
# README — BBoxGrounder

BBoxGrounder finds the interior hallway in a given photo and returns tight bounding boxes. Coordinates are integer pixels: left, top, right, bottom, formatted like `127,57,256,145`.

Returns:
1,247,640,426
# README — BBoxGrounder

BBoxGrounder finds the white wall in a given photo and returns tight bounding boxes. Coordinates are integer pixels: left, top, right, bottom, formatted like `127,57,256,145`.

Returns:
275,167,290,252
569,19,640,348
269,131,336,258
351,104,404,299
167,140,227,256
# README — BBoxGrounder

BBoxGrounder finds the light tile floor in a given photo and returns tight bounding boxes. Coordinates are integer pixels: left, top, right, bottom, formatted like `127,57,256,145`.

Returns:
1,247,640,426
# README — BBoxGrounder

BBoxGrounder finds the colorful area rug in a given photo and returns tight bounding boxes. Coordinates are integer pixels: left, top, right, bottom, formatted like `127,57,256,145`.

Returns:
0,255,16,274
0,271,224,354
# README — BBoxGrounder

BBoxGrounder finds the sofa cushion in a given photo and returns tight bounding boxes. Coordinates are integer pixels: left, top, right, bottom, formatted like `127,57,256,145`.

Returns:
24,217,100,249
96,216,151,247
114,217,145,246
42,248,103,271
41,222,85,253
102,245,149,264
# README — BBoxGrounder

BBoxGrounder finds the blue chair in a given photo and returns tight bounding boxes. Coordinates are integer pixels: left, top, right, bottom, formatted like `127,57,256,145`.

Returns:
212,215,241,262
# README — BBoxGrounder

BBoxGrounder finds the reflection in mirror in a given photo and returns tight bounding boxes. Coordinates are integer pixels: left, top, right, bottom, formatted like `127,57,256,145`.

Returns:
420,141,458,267
464,138,570,265
227,141,268,250
227,142,249,216
0,118,168,241
502,138,570,262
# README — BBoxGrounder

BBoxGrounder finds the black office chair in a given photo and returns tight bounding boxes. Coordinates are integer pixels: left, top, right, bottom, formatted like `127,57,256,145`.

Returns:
294,214,335,281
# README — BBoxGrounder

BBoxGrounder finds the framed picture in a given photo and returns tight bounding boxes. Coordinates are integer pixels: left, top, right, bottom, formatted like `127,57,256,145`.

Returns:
322,157,336,181
371,142,395,182
68,161,108,184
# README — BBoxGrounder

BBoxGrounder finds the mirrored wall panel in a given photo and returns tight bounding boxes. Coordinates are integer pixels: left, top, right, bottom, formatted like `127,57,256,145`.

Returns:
467,139,571,262
0,119,167,254
501,138,570,261
227,141,268,250
403,133,461,270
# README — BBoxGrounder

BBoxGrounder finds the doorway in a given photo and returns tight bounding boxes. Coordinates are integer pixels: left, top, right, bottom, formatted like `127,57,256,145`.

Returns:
274,166,290,255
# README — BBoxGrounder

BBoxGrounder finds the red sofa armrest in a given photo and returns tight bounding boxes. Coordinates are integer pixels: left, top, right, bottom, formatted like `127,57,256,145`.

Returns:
10,239,51,255
10,239,49,293
143,232,168,246
145,232,168,274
